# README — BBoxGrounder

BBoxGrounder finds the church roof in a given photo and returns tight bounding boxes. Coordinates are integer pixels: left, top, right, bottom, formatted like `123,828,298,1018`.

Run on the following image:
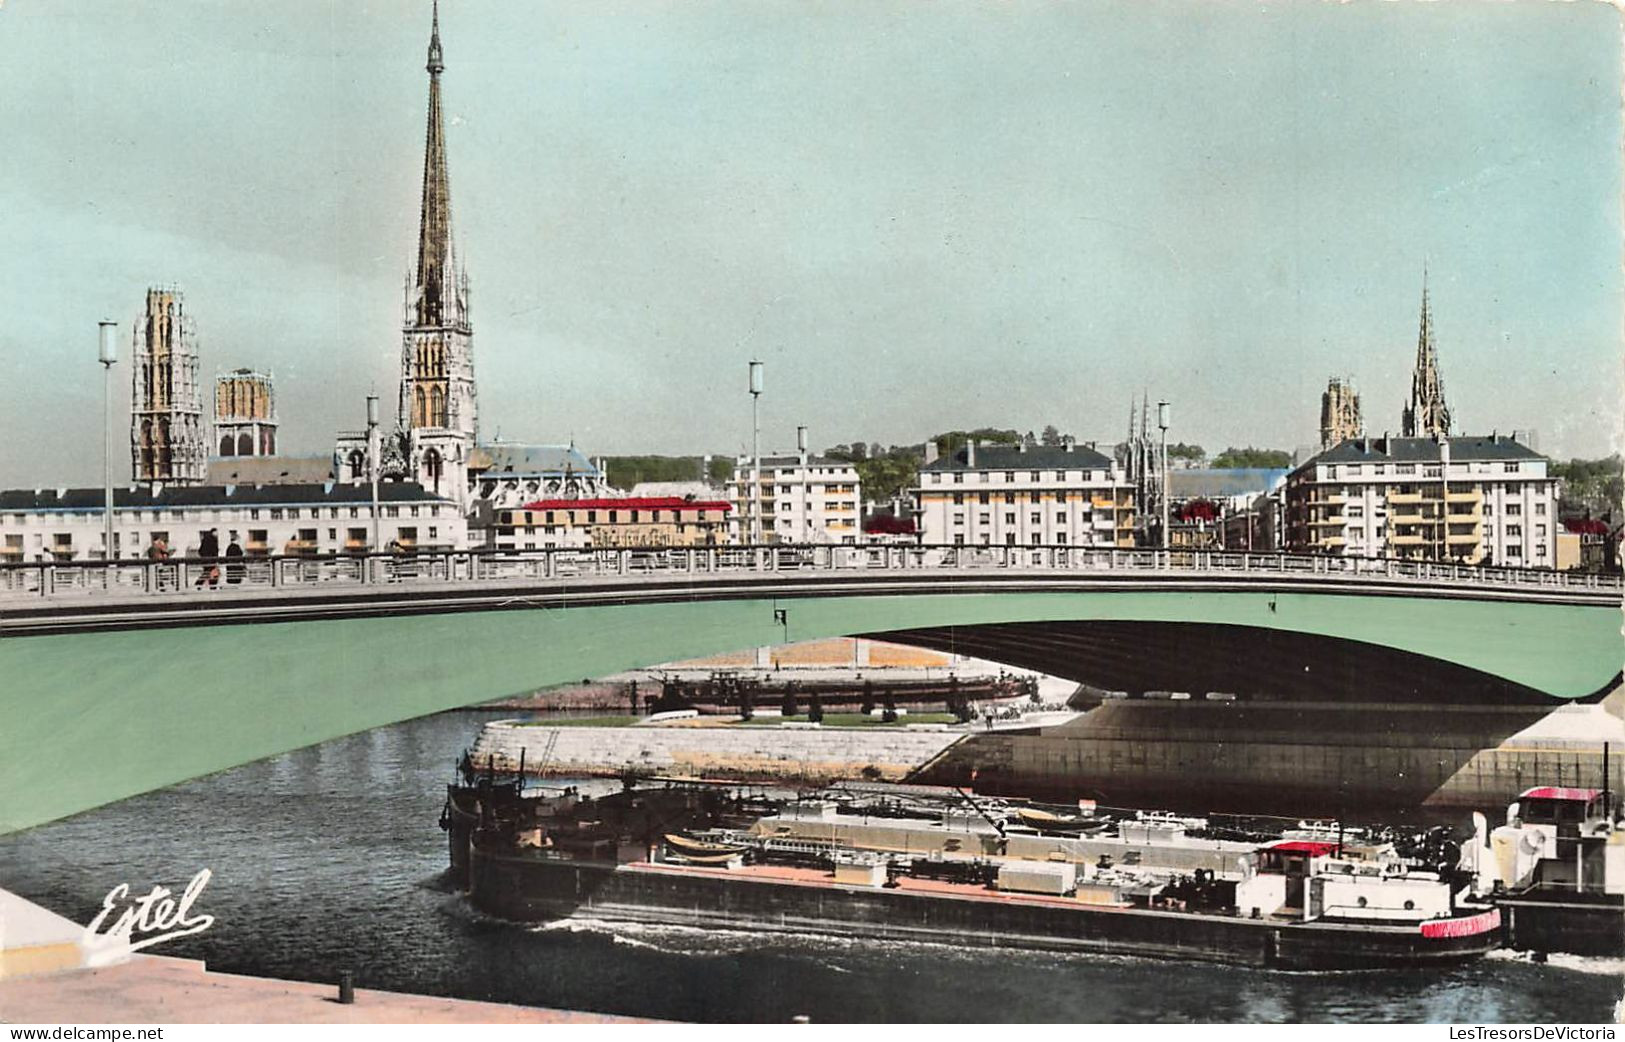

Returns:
204,455,334,486
468,444,599,476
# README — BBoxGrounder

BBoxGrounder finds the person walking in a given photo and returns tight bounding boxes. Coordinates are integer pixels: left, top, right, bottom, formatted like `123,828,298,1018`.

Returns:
224,535,245,585
195,528,221,589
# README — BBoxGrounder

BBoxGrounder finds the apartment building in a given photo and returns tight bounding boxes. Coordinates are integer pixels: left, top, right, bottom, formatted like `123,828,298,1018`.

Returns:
1284,433,1556,567
0,482,464,562
912,440,1135,548
729,454,862,544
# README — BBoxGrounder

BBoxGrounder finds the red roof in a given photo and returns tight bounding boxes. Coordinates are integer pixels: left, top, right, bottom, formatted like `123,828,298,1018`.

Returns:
1519,786,1601,802
1264,840,1342,856
518,497,731,513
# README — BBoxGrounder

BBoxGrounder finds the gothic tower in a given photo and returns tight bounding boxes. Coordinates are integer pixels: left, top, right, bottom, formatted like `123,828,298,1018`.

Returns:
1401,269,1451,438
130,287,208,485
396,1,476,501
1319,376,1362,450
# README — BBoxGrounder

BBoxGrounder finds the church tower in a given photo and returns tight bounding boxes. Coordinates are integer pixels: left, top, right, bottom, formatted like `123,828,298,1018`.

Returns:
130,287,208,486
395,1,476,502
1401,269,1451,438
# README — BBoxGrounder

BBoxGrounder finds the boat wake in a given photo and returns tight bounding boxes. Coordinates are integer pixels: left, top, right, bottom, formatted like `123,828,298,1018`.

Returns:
1486,949,1625,977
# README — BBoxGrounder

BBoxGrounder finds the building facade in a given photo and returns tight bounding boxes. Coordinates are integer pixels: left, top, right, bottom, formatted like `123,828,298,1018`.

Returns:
729,453,861,544
131,287,208,486
1320,377,1362,450
0,482,464,563
913,440,1135,548
1284,434,1556,567
491,497,730,550
214,369,277,458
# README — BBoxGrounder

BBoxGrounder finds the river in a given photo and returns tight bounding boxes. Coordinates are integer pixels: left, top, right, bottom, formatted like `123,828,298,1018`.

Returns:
0,710,1618,1023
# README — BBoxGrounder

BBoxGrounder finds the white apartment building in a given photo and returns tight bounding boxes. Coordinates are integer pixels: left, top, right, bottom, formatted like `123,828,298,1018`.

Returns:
1284,433,1557,568
0,482,466,563
729,454,861,544
912,440,1136,548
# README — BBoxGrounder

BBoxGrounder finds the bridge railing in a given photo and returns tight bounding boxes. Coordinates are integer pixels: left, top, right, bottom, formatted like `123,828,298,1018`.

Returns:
0,545,1618,600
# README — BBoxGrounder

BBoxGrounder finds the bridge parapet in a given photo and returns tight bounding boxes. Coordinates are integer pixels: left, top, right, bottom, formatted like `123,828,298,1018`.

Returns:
1,545,1618,603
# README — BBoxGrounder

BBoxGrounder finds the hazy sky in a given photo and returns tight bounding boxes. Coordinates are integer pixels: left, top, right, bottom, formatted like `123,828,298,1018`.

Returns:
2,0,1620,488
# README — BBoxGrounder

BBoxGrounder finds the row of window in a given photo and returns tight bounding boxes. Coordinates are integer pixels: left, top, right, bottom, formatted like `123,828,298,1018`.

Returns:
1322,461,1526,479
502,509,726,525
934,490,1124,506
924,470,1114,485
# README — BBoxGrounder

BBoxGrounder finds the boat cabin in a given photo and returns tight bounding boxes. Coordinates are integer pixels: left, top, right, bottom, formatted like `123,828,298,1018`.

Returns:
1515,787,1606,833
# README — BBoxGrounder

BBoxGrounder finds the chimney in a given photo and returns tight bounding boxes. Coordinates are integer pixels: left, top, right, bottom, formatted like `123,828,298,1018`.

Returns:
966,440,977,467
924,441,939,465
1017,441,1027,453
1063,436,1075,452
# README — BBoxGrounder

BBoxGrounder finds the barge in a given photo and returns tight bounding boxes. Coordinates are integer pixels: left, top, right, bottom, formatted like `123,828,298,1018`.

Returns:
1463,785,1624,957
443,775,1500,970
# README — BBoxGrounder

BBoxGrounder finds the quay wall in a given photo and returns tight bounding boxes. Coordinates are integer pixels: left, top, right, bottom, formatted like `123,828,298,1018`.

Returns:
917,701,1624,818
469,721,964,785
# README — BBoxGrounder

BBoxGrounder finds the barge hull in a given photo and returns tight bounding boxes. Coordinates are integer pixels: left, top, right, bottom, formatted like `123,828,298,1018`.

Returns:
468,850,1496,971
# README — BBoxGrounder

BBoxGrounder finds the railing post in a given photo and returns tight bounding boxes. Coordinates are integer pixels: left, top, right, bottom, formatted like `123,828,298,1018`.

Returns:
618,550,628,576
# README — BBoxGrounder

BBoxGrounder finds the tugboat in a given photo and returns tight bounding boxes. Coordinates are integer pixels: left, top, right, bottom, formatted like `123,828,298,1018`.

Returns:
1462,784,1624,957
446,777,1502,970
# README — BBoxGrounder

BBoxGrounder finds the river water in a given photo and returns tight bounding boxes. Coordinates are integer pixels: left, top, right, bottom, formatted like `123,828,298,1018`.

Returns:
1,710,1619,1023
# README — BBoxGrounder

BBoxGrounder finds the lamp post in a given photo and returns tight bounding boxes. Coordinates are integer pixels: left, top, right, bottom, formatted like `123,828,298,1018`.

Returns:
98,321,118,562
796,424,808,545
366,395,381,562
749,361,764,544
1157,400,1170,551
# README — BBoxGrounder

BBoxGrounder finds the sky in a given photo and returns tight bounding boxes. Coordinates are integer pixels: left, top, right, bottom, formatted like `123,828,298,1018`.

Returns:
1,0,1620,488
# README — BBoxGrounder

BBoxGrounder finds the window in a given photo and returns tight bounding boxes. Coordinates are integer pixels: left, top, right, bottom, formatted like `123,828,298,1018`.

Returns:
1056,533,1067,545
1004,492,1016,504
1004,513,1016,524
1005,533,1016,546
1004,471,1015,482
1029,491,1040,503
953,513,965,527
952,493,964,504
1030,471,1041,481
1507,545,1522,558
978,492,990,505
1054,471,1065,481
1056,491,1068,504
1397,464,1415,475
1503,462,1520,473
269,508,284,520
1507,525,1522,538
1506,503,1521,516
1534,502,1547,516
348,507,359,519
1326,466,1338,479
952,473,963,484
1030,512,1041,525
1536,524,1547,537
1056,512,1066,524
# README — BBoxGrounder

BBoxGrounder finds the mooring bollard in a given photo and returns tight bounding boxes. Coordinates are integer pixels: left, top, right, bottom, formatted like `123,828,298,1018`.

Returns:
338,970,355,1004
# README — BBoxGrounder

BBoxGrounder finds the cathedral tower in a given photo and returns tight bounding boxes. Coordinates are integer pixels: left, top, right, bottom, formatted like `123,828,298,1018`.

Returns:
1401,269,1451,438
1319,376,1362,450
396,0,476,501
130,287,208,485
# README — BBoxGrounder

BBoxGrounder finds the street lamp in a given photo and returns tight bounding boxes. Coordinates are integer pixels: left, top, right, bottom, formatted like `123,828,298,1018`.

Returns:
366,394,381,560
796,424,808,545
749,361,764,544
1157,399,1170,552
98,321,118,562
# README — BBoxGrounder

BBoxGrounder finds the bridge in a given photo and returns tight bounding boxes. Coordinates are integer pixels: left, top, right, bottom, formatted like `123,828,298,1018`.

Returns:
2,546,1619,833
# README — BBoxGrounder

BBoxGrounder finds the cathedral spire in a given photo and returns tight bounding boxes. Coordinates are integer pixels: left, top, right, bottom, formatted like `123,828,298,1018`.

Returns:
1401,265,1451,438
414,0,455,329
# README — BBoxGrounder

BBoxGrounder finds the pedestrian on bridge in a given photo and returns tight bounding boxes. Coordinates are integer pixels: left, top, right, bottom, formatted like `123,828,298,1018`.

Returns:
195,529,221,589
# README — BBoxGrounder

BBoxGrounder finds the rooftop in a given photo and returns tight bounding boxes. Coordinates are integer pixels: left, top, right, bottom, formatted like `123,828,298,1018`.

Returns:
519,497,731,513
922,442,1114,472
0,482,451,512
204,455,333,486
1297,434,1546,472
469,443,599,476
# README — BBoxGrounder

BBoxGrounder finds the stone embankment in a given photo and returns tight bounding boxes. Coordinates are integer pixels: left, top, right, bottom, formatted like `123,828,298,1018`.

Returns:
470,720,966,785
